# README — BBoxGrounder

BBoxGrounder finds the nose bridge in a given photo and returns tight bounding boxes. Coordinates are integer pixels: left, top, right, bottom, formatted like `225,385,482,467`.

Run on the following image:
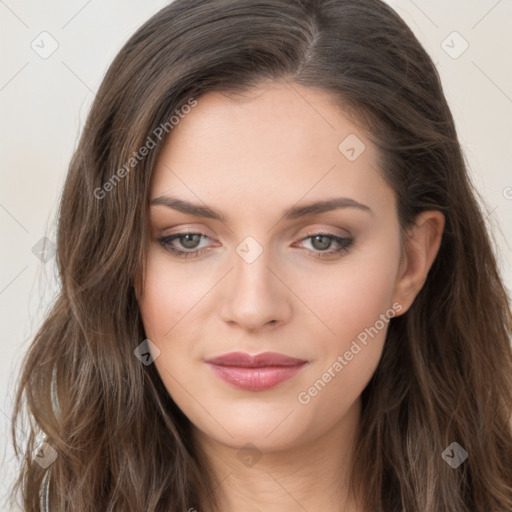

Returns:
219,235,291,329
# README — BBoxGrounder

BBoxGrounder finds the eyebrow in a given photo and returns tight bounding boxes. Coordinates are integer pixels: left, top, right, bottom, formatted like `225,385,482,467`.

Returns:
150,195,373,221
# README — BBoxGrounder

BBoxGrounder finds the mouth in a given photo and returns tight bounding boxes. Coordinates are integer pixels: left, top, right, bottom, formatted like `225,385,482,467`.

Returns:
205,351,308,391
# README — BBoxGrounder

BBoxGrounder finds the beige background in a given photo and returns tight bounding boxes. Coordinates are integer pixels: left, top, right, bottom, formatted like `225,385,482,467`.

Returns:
1,0,511,508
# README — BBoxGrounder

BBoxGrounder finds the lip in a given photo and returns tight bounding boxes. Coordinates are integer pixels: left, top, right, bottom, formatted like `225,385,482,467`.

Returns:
205,351,308,391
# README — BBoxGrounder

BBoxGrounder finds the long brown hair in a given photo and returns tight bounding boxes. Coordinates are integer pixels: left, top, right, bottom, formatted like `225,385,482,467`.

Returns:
9,0,512,510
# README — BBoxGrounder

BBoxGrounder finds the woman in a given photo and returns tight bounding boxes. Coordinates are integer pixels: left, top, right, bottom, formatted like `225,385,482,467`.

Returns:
9,0,512,511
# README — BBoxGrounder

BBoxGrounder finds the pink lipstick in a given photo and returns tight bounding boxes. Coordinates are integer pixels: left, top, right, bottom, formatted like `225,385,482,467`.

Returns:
205,351,308,391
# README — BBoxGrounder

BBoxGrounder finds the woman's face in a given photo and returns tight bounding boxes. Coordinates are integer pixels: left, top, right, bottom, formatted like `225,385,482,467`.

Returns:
137,81,408,453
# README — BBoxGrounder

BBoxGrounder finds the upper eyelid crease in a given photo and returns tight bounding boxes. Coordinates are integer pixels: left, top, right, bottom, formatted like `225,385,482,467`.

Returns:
150,196,374,221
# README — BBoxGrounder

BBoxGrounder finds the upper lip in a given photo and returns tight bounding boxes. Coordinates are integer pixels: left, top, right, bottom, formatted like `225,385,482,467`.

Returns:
205,351,308,368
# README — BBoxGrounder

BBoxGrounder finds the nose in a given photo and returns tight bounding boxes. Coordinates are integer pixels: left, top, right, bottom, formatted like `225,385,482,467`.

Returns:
219,244,292,332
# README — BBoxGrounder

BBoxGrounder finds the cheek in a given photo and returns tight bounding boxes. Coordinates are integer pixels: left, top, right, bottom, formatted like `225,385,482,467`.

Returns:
137,251,213,341
293,236,401,351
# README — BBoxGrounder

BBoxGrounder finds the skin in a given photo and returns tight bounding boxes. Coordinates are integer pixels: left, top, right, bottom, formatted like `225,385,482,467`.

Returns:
135,81,444,512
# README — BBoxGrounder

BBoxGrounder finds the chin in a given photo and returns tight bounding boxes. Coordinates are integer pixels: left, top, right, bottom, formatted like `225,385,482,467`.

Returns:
191,408,315,454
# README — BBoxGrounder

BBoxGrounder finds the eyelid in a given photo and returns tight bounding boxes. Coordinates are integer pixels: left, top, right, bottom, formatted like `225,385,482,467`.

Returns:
297,226,352,238
157,223,215,236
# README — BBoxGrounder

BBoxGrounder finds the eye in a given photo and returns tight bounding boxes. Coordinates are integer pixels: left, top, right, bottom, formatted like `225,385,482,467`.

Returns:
295,232,354,259
157,231,354,260
157,232,214,258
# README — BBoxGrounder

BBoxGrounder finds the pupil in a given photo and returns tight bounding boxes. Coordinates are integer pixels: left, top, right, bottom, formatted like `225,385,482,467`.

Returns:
312,235,331,251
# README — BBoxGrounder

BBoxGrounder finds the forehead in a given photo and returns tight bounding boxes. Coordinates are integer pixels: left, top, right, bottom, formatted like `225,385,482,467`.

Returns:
150,82,392,217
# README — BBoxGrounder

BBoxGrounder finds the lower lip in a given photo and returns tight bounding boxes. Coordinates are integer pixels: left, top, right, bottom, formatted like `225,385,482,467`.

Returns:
207,363,307,391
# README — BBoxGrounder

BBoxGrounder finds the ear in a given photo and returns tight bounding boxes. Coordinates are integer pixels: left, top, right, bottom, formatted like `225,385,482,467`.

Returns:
392,210,445,315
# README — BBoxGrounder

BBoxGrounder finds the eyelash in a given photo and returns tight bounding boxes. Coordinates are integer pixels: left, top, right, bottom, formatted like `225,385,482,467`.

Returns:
157,231,354,260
